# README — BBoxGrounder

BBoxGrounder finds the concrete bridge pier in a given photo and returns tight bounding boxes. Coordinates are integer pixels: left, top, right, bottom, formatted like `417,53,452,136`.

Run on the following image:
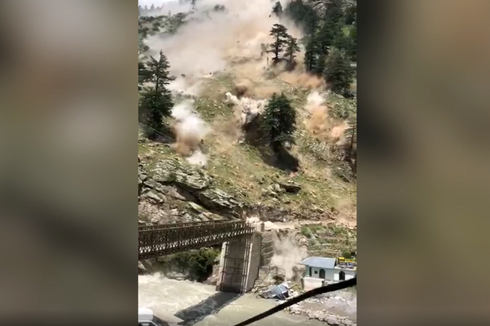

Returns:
216,231,262,293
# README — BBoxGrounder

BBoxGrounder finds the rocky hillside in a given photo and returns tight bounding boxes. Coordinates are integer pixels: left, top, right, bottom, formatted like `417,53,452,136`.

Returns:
138,0,357,254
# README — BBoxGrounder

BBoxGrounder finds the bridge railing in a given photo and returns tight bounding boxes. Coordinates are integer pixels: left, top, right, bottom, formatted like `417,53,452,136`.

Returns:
138,220,227,231
138,220,255,259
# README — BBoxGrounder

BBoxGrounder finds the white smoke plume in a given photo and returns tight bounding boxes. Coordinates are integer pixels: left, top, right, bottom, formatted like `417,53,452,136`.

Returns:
170,100,210,163
270,230,308,280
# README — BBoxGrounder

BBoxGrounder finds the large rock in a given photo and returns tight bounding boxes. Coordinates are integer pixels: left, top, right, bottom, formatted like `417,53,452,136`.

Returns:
151,159,211,191
198,188,242,212
141,190,167,204
279,180,301,194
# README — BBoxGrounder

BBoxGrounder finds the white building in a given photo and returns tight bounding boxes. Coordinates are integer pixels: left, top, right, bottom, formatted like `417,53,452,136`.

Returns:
300,256,356,282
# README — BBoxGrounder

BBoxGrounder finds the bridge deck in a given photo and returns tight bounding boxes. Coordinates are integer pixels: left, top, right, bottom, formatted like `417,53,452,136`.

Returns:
138,220,255,259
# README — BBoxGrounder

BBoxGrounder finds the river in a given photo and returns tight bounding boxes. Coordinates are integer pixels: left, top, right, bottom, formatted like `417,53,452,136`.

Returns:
139,273,328,326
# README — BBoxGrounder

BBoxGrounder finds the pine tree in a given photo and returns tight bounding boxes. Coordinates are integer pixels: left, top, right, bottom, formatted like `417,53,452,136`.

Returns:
138,61,151,87
272,1,283,17
314,52,327,76
284,0,319,35
304,37,318,72
323,48,354,95
317,0,345,53
285,36,300,63
139,50,174,139
345,4,357,25
262,93,297,153
139,89,173,138
332,30,350,53
269,24,290,62
145,50,173,93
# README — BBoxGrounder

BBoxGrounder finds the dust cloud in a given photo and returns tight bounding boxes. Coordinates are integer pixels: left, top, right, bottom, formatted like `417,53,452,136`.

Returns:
305,91,348,143
142,0,344,161
143,0,302,97
270,230,307,280
225,92,267,127
171,100,210,162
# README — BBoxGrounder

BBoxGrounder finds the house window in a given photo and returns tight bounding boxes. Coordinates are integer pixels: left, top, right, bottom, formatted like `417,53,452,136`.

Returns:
314,270,318,274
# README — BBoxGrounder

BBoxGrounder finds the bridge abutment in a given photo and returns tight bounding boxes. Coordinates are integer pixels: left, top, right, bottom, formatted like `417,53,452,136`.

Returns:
216,232,262,293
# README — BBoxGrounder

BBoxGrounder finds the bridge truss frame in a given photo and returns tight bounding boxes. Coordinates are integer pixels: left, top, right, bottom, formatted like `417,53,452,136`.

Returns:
138,220,255,260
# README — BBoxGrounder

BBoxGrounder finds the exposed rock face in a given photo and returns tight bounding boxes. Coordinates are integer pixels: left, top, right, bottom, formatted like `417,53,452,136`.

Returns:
198,188,243,215
152,160,211,191
139,158,243,224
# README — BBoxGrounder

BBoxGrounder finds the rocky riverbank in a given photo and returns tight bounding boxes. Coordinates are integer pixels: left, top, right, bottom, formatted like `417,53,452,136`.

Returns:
286,303,356,326
256,284,356,326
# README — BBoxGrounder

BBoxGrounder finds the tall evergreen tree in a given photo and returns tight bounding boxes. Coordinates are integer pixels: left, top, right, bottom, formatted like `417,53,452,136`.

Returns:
314,52,327,76
317,0,345,53
285,36,300,63
262,93,297,153
345,4,357,25
269,24,290,62
284,0,319,35
304,36,318,72
139,51,174,139
138,61,151,87
272,1,283,17
145,50,173,93
323,48,354,95
332,30,350,53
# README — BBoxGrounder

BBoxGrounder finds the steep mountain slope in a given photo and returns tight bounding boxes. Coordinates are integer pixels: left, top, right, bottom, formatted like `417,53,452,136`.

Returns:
138,0,357,251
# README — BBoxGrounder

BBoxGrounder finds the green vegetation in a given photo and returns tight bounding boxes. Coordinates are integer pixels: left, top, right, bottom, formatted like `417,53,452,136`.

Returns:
138,50,174,139
285,36,301,63
284,0,319,35
262,93,297,153
137,1,357,254
301,224,356,257
158,248,220,282
341,250,353,259
286,0,357,96
269,24,290,62
324,48,355,95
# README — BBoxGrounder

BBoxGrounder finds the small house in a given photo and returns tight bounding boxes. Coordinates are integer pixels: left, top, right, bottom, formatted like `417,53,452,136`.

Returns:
300,256,356,282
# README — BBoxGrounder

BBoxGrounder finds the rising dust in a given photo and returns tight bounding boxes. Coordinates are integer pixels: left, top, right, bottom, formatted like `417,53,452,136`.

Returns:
143,0,348,164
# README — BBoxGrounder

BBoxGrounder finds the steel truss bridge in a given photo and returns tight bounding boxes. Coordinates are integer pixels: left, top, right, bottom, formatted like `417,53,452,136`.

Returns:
138,220,255,260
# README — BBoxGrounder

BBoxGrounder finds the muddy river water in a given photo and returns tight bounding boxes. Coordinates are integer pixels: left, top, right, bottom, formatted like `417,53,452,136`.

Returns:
139,273,356,326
